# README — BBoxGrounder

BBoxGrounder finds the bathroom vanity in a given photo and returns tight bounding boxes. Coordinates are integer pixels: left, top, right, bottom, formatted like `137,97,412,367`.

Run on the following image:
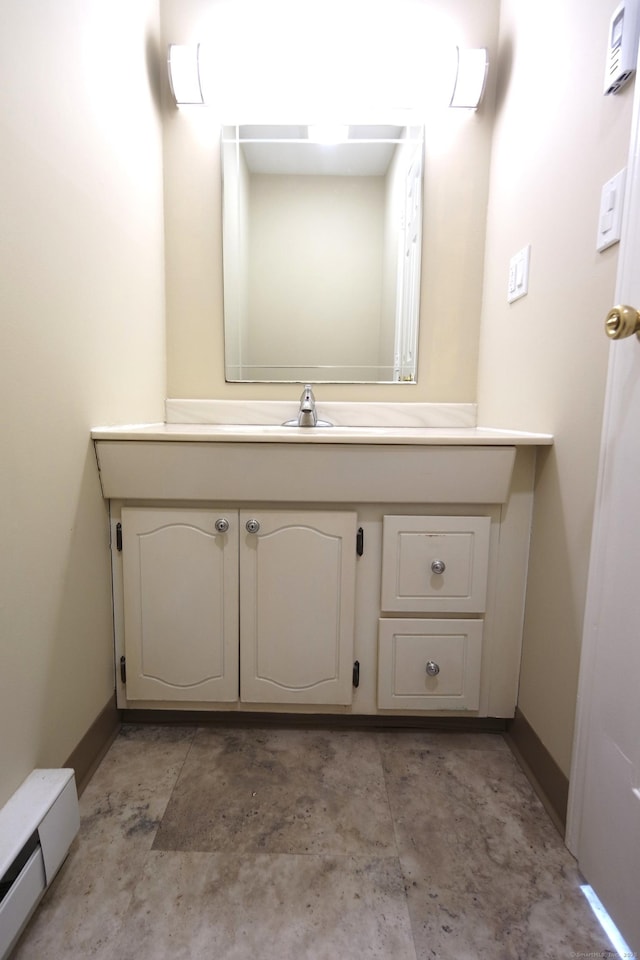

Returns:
92,403,552,720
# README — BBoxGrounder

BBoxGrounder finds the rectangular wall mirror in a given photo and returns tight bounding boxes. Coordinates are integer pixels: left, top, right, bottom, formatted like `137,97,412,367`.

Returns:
221,124,424,383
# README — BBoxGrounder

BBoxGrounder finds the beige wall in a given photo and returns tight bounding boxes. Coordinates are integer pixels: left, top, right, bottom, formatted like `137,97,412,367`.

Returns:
478,0,634,773
0,1,166,807
160,0,500,401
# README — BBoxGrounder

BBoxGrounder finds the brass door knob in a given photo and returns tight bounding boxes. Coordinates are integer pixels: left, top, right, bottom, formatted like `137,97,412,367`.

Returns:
605,305,640,340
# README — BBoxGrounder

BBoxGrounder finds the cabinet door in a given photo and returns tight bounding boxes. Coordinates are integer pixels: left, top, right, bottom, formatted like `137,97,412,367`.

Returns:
121,508,239,702
240,510,357,704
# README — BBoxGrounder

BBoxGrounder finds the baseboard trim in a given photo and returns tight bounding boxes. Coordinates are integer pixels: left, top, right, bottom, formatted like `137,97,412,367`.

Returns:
121,709,508,733
505,707,569,835
64,693,121,796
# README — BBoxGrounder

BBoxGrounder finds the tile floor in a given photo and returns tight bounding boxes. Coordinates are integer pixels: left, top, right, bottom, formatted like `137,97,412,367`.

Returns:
13,724,615,960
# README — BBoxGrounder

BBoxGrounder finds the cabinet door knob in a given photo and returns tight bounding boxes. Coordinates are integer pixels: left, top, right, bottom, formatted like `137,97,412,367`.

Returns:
426,660,440,677
245,518,261,534
214,518,230,533
431,559,446,575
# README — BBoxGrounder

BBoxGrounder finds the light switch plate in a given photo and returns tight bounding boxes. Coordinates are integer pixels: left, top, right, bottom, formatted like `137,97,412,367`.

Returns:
597,168,626,252
507,245,531,303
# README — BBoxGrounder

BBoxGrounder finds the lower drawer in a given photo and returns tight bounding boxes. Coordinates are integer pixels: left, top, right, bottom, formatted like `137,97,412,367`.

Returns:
377,619,483,710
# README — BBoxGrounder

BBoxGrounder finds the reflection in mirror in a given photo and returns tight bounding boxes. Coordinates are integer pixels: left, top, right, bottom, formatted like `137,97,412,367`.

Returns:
222,125,424,383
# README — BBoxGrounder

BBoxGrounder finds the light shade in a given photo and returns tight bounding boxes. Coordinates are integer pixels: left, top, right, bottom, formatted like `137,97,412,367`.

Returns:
449,47,488,109
307,124,350,143
168,44,204,105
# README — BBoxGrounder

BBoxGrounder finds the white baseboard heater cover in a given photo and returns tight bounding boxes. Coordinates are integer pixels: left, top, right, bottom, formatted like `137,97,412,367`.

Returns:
0,769,79,959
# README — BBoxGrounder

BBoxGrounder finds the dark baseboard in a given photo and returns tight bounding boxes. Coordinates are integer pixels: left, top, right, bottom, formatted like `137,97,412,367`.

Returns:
121,709,508,733
65,693,121,796
505,707,569,836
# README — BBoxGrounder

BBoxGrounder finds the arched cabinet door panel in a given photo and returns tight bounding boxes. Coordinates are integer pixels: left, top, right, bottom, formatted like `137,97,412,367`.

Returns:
121,508,239,702
239,511,357,705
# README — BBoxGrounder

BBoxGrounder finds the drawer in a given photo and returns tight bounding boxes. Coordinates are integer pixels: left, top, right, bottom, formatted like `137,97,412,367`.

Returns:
377,619,483,710
381,515,491,612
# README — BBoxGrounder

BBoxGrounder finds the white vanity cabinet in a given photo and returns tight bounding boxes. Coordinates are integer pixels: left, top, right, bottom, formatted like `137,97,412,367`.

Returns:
93,428,552,719
117,506,357,707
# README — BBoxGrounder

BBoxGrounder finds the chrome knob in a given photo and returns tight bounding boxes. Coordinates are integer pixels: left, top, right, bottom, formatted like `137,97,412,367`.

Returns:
245,518,261,534
214,518,230,533
426,660,440,677
431,559,446,575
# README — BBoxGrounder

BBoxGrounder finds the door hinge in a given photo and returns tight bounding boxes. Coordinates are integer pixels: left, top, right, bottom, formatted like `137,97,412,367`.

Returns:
352,660,360,688
120,656,126,684
356,527,364,556
115,522,123,552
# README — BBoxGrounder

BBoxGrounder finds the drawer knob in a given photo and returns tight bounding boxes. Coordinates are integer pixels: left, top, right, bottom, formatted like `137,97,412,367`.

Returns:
431,559,446,575
245,518,261,534
214,518,230,533
426,660,440,677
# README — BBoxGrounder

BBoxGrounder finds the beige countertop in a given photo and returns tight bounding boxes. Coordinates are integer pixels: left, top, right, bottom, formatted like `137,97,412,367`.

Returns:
91,422,554,446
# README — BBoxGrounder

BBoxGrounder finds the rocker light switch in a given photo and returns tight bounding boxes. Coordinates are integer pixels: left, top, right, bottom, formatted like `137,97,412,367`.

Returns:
597,168,626,252
507,245,531,304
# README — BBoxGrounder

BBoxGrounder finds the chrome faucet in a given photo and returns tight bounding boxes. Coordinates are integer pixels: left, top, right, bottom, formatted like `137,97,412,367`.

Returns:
281,383,332,427
297,383,318,427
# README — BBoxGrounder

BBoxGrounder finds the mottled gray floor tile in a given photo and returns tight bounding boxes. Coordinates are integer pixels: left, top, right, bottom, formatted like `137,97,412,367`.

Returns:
81,723,196,801
379,732,565,886
109,850,418,960
153,727,397,856
380,729,511,754
377,731,612,959
11,726,621,960
402,872,613,960
11,724,196,960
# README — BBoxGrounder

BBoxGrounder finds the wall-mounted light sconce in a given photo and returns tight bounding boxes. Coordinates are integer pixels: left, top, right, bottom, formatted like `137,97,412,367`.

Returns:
449,47,489,109
167,44,204,105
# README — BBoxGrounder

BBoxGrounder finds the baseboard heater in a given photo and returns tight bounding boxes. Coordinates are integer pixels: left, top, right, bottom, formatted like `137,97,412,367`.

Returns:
0,770,80,959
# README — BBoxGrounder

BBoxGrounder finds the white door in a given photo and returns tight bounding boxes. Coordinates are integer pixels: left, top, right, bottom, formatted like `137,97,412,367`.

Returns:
567,69,640,952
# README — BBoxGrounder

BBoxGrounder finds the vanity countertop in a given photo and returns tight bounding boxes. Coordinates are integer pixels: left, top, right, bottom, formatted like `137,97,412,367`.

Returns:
90,422,553,446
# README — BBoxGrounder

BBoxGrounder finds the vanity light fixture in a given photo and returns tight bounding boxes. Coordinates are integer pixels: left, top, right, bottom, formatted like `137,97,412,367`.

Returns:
166,42,488,112
167,44,205,105
449,47,489,109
